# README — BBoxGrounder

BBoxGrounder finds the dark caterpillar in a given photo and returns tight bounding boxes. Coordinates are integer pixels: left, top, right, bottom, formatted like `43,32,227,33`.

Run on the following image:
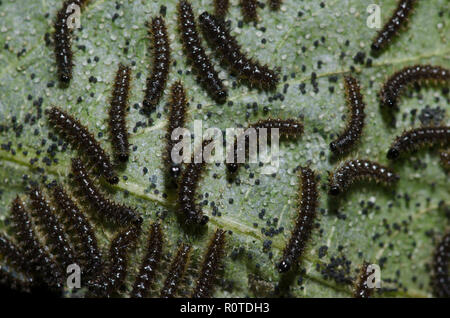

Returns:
10,197,63,289
199,12,279,90
440,150,450,171
214,0,229,18
109,63,132,163
353,262,374,298
88,225,141,297
192,229,227,298
387,126,450,160
160,243,191,298
71,158,143,226
177,0,227,104
269,0,282,11
131,223,164,298
53,0,89,84
241,0,258,22
178,140,212,225
227,118,303,174
165,81,188,183
143,17,171,114
330,76,366,155
371,0,416,53
28,188,75,270
277,167,318,273
380,65,450,110
46,106,118,184
432,233,449,298
0,234,29,275
0,266,33,293
51,184,102,278
328,159,399,196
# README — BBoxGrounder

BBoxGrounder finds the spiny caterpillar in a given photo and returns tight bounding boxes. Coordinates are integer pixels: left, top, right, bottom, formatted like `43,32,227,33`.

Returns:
192,229,227,298
53,0,89,84
241,0,258,22
277,167,318,273
0,234,29,275
109,63,132,163
328,159,399,196
371,0,417,54
28,187,75,270
46,106,119,184
386,126,450,160
227,118,304,175
143,17,171,114
353,262,374,298
10,197,63,289
380,65,450,110
131,223,164,298
269,0,282,11
165,81,188,183
160,243,192,298
432,233,449,298
0,266,33,293
199,12,279,90
88,225,141,297
440,150,450,171
177,0,228,104
51,184,102,278
178,140,212,225
71,158,143,226
214,0,229,18
330,76,366,156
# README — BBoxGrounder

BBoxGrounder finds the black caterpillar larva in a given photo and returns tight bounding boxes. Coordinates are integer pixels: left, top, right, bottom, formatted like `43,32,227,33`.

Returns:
109,63,132,163
380,65,450,110
192,229,226,298
0,266,33,293
71,158,143,226
277,167,318,273
51,184,102,278
330,76,366,155
131,223,163,298
143,17,171,114
269,0,282,11
28,187,75,270
160,243,191,298
371,0,416,53
177,0,228,104
353,262,374,298
432,233,449,298
214,0,229,18
386,126,450,160
328,159,399,196
0,234,29,275
199,12,279,90
46,106,119,184
241,0,258,22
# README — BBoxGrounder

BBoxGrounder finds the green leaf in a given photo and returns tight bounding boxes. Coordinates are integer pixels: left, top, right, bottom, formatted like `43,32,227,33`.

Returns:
0,0,449,298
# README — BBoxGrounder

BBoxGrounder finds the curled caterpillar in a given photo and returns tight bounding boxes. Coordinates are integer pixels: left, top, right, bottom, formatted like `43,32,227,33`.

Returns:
109,63,132,163
227,118,303,175
143,17,171,114
10,197,63,289
214,0,229,18
371,0,416,53
165,81,188,183
330,76,366,155
199,12,279,90
51,184,102,278
177,0,228,104
160,243,191,298
432,233,449,298
277,167,318,273
131,223,163,298
71,158,143,226
386,126,450,160
269,0,282,11
440,150,450,171
192,229,227,298
241,0,258,22
353,262,374,298
328,159,399,196
178,140,212,225
380,65,450,110
53,0,89,84
88,225,141,297
28,188,75,270
46,106,118,184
